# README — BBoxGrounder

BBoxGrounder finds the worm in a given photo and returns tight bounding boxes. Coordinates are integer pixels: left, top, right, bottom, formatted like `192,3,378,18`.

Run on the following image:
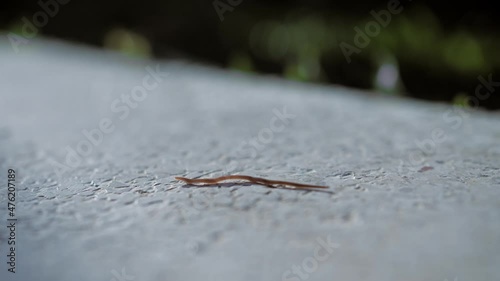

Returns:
175,175,328,190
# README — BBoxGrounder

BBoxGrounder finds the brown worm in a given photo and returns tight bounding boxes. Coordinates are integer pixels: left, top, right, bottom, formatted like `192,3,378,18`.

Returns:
175,175,328,189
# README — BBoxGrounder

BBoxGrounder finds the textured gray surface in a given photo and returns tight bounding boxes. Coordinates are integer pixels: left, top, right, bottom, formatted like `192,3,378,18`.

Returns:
1,39,500,281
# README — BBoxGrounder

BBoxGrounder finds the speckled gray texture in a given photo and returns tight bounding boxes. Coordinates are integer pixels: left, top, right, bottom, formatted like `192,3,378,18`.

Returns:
0,39,499,281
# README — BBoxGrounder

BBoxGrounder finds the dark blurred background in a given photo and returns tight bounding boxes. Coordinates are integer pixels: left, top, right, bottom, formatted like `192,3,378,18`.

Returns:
2,0,499,109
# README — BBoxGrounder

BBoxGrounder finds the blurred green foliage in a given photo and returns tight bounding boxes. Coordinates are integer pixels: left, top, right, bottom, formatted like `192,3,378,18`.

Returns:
220,4,498,108
243,7,487,73
1,1,498,108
